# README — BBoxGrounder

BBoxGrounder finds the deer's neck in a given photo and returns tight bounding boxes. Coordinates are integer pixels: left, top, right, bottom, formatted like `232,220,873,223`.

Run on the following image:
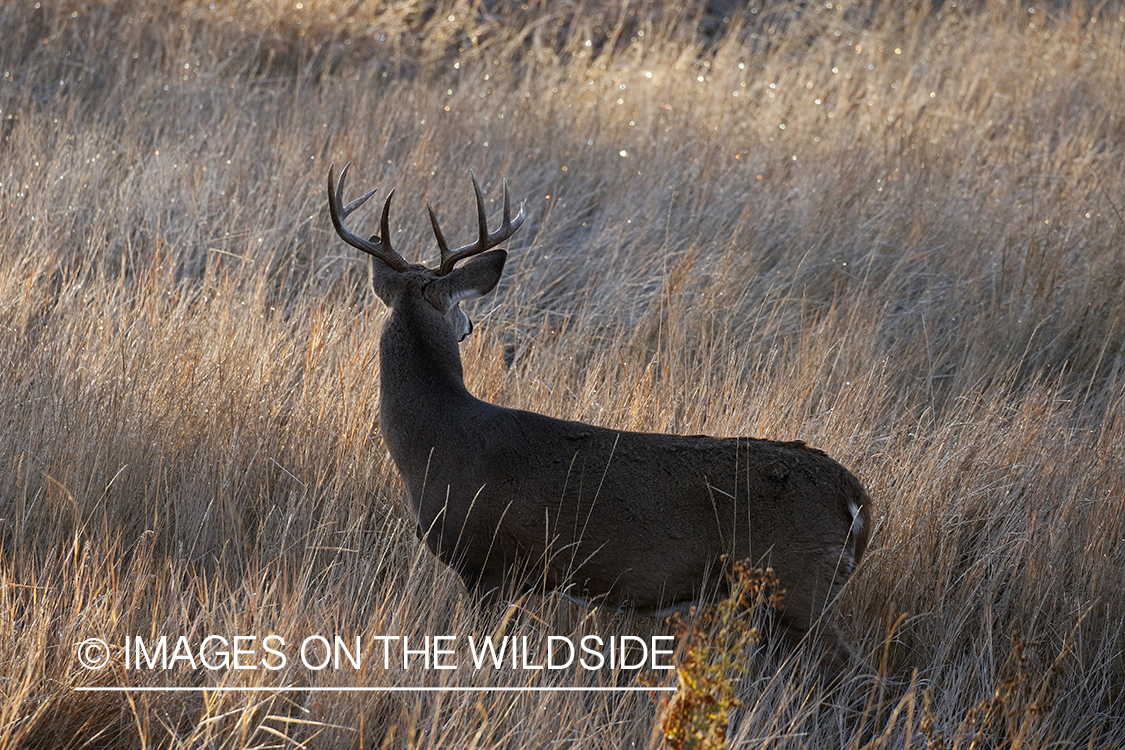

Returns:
378,303,477,481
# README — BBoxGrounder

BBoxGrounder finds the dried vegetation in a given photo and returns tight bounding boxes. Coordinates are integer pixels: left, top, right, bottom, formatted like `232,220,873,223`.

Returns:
1,0,1124,746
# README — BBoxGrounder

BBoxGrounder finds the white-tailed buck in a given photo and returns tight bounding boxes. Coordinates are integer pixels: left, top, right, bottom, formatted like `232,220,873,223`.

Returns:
328,164,872,671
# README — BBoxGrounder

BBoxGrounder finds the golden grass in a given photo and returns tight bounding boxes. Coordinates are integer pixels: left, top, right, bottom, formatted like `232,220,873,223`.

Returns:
2,0,1124,746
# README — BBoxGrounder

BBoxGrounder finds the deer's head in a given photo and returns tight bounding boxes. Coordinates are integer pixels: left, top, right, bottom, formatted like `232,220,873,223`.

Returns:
328,163,525,342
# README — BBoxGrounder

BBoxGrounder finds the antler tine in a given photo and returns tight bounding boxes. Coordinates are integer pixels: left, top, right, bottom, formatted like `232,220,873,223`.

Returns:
427,203,450,256
341,188,378,217
501,178,513,227
472,171,490,249
499,178,526,238
337,163,378,218
327,162,411,272
436,171,527,275
379,187,396,247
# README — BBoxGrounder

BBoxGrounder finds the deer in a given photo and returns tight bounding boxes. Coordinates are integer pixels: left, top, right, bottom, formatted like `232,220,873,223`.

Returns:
327,163,873,674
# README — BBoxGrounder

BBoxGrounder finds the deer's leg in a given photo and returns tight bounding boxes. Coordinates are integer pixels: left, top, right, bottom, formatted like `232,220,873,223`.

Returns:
463,568,508,608
775,616,867,683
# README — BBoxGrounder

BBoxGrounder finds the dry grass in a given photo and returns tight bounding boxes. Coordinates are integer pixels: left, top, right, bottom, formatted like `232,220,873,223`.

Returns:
2,0,1124,746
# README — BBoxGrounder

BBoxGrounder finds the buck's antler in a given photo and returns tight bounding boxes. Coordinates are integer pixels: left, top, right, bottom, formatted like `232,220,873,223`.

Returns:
428,172,525,275
328,162,411,273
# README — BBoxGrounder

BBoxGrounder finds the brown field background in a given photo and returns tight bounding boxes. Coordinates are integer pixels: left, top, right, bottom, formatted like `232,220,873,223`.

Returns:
2,0,1124,747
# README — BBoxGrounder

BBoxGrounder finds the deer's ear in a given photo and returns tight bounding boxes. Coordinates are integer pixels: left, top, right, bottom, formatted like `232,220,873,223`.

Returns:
424,249,507,312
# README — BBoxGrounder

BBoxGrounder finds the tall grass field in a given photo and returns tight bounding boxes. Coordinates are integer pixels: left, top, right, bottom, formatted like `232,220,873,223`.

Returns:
2,0,1124,747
